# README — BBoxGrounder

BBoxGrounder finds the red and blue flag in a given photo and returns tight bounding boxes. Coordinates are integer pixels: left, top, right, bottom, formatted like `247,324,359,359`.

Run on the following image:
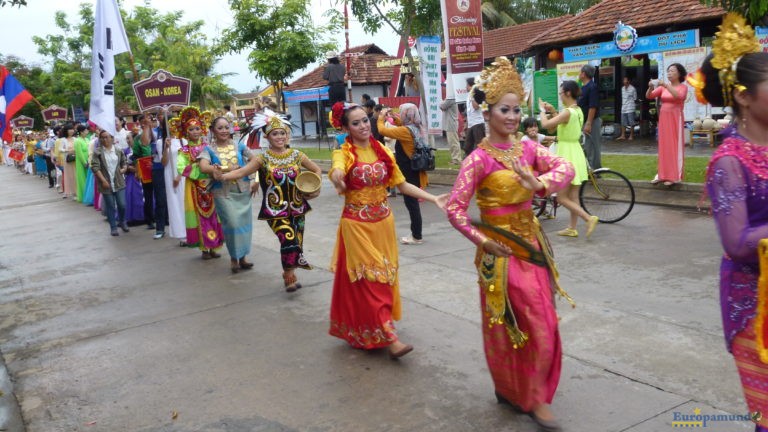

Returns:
0,65,33,142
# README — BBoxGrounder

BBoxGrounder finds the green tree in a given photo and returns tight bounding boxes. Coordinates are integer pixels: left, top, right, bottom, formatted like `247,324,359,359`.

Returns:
0,0,27,7
700,0,768,25
218,0,338,109
30,2,233,116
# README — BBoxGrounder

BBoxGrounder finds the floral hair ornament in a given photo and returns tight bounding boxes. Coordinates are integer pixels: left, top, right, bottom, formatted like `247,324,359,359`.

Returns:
169,106,212,139
473,56,524,112
329,101,359,130
710,13,760,106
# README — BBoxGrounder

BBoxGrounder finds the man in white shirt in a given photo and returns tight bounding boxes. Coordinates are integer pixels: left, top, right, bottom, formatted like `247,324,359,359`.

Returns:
618,76,637,141
463,77,485,155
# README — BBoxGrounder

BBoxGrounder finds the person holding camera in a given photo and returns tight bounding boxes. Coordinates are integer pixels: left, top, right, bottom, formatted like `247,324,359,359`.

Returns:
377,103,430,245
646,63,688,186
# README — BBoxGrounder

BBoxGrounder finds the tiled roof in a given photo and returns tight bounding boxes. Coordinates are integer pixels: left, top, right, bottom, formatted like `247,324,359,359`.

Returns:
287,44,398,91
483,15,572,58
531,0,725,46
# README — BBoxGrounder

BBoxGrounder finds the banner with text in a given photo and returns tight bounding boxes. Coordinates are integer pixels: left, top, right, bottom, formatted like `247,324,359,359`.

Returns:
133,69,191,112
11,115,34,129
42,105,68,122
416,36,443,135
441,0,483,102
555,61,587,111
564,29,699,62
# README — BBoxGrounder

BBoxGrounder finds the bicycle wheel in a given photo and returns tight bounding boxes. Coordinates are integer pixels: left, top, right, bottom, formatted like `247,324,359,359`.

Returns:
579,168,635,223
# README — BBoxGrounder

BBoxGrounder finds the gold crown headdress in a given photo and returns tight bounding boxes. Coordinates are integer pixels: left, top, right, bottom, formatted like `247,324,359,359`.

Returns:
711,13,760,106
250,108,291,135
471,57,524,111
169,106,212,139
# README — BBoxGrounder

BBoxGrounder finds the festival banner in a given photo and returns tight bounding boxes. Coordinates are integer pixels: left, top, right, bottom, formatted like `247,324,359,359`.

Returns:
89,0,131,136
42,105,68,122
416,36,443,135
133,69,192,112
440,0,483,102
11,115,34,129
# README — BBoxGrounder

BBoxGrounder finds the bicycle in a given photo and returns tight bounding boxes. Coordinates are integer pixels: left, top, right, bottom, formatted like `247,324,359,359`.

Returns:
532,165,635,224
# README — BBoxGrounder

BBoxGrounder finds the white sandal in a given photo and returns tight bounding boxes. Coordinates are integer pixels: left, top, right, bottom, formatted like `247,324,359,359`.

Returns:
400,236,424,245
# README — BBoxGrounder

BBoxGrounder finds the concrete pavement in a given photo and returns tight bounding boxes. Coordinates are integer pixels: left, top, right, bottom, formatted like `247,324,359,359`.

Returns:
0,162,751,432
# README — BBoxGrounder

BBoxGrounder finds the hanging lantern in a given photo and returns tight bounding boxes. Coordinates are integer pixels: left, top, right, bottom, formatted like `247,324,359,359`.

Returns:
548,49,562,62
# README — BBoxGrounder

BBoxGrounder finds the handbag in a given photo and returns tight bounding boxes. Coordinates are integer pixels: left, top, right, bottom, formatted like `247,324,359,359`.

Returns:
26,155,35,163
66,153,76,163
406,126,435,172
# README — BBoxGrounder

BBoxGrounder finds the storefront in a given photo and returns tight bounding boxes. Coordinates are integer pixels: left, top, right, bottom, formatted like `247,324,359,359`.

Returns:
527,0,724,138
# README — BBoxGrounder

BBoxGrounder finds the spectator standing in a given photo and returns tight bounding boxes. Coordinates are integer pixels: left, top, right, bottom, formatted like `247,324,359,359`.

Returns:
323,52,347,105
402,73,419,97
578,65,602,169
114,118,131,151
464,77,486,155
439,97,461,164
617,77,637,140
92,130,129,236
647,63,688,186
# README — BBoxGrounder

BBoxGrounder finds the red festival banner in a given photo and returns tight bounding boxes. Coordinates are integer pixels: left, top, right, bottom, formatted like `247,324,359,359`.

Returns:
42,105,68,122
440,0,483,102
132,69,191,112
11,115,34,129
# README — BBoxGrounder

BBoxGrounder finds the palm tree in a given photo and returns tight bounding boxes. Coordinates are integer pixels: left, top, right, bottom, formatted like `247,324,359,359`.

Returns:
481,0,600,29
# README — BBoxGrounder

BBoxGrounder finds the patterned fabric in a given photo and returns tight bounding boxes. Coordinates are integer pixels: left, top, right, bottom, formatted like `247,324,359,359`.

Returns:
707,136,768,350
329,144,406,349
732,322,768,428
177,140,224,251
257,149,311,220
267,215,310,270
446,137,575,411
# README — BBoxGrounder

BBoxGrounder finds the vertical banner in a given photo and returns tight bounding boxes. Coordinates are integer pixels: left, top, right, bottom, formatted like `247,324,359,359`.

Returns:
758,27,768,52
662,47,709,120
533,70,558,116
440,0,484,102
416,36,443,135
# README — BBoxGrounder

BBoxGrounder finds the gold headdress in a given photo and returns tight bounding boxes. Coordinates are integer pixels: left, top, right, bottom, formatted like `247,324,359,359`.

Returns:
472,57,524,112
711,13,760,106
250,108,291,135
169,106,212,139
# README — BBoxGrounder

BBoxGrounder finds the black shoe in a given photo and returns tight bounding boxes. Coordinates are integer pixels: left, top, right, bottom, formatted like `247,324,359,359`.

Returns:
120,222,130,233
110,228,119,236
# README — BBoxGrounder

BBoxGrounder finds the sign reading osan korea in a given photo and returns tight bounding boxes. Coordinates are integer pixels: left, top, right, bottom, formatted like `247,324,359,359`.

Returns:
42,105,68,122
564,29,699,63
11,115,34,128
133,69,192,112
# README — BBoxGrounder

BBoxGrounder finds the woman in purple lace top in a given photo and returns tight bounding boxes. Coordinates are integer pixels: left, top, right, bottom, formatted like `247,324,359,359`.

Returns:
699,22,768,430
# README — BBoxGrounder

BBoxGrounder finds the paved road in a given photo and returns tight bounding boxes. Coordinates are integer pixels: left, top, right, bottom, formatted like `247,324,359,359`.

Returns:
0,163,750,432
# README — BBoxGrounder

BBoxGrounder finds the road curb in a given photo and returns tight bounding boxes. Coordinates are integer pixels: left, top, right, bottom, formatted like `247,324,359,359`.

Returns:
314,160,710,211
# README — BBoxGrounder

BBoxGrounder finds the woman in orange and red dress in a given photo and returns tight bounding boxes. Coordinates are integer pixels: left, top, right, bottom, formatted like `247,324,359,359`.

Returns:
327,102,446,359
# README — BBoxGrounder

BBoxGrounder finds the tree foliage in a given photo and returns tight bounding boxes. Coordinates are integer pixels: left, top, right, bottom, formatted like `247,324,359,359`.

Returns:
701,0,768,25
218,0,338,108
0,0,27,7
20,2,233,122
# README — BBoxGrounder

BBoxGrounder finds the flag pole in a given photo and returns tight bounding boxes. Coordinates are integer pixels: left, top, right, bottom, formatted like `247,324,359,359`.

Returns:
31,96,45,110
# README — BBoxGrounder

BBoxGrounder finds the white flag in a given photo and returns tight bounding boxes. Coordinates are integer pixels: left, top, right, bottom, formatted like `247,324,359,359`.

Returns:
89,0,131,137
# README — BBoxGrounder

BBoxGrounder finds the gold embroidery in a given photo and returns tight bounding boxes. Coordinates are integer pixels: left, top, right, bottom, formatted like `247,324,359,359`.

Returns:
330,319,398,348
350,257,397,285
478,137,523,170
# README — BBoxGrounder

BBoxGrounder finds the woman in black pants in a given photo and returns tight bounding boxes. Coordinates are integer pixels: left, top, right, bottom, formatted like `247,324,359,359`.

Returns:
377,102,428,245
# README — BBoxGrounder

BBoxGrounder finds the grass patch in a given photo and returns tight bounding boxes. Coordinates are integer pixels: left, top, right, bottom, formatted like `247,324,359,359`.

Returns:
298,147,710,184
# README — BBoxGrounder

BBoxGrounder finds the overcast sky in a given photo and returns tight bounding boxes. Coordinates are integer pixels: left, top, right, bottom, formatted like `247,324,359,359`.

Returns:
0,0,401,93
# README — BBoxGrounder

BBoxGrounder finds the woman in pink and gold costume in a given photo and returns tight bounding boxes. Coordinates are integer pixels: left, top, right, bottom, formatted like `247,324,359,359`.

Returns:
445,57,575,431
